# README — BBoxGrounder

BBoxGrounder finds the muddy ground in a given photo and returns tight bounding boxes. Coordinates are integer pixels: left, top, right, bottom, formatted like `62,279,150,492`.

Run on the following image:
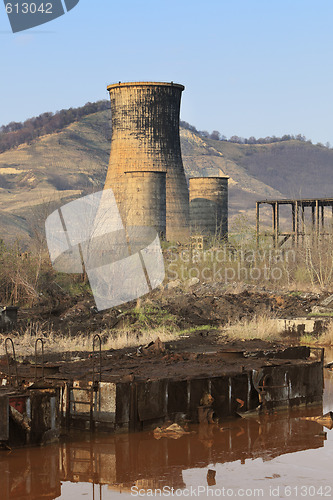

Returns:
15,282,325,337
1,331,316,383
2,282,330,383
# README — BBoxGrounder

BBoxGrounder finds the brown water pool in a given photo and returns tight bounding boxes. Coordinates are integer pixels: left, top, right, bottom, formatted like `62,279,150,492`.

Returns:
1,350,333,500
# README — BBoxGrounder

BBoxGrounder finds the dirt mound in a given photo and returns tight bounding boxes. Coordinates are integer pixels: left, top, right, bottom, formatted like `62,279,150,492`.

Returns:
161,287,321,327
13,284,324,337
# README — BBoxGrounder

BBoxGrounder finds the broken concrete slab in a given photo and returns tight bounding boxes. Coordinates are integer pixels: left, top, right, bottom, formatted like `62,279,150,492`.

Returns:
310,293,333,315
276,317,331,337
318,294,333,308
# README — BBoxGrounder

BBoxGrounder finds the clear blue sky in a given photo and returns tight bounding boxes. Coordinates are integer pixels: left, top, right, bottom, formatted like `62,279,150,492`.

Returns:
1,0,333,145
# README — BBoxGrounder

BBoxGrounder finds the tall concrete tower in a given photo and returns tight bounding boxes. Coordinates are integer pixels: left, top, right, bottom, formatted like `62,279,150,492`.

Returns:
104,81,190,242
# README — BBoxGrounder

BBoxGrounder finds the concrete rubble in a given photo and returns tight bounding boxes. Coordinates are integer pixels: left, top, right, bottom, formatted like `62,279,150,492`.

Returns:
311,293,333,315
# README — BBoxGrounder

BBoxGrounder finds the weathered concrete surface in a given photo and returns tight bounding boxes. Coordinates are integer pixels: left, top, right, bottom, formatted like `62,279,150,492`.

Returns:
276,317,331,337
125,171,167,237
311,293,333,315
189,177,228,237
104,81,190,242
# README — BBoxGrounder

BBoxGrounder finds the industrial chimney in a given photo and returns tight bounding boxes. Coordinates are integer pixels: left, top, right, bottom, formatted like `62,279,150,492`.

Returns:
104,81,190,242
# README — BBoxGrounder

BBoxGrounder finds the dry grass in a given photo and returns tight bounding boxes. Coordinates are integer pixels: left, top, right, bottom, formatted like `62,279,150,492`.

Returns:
300,320,333,346
0,324,181,359
223,315,333,346
221,314,282,342
320,321,333,344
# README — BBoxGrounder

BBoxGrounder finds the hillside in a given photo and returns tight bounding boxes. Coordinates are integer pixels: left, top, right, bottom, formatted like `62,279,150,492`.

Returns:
0,108,333,243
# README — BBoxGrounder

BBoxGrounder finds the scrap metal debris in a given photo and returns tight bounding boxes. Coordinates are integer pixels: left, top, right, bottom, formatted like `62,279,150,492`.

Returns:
200,393,214,406
301,411,333,430
153,423,190,439
198,392,215,424
207,469,216,486
137,337,166,356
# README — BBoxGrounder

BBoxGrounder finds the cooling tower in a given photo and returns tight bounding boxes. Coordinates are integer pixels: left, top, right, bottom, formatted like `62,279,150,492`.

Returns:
104,81,189,242
189,177,229,238
125,171,166,238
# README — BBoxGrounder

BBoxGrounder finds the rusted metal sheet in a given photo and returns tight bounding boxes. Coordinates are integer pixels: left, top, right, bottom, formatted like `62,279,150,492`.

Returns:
137,379,168,422
29,389,60,444
115,382,131,427
189,378,210,418
0,306,18,332
0,395,9,441
210,377,230,417
251,361,323,411
9,395,26,414
167,380,188,417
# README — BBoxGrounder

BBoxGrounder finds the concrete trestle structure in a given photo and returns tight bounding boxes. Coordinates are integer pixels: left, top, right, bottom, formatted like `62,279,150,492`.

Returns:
104,81,190,242
256,197,333,247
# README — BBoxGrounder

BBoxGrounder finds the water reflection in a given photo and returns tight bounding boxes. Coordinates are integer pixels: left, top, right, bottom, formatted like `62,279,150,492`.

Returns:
1,401,332,498
0,349,332,499
58,412,325,490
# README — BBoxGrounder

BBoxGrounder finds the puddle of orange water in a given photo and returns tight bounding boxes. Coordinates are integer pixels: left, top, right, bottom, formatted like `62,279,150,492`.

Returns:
1,349,332,500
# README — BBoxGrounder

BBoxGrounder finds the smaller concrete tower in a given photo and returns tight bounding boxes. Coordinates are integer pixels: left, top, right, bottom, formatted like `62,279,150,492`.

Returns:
189,177,229,238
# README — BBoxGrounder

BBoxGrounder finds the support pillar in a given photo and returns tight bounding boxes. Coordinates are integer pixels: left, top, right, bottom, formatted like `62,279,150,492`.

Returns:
256,202,260,248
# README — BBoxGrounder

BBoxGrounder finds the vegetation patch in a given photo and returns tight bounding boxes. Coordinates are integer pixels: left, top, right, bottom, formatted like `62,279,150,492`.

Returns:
180,325,218,335
300,321,333,346
308,312,333,317
116,303,180,331
221,315,282,342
